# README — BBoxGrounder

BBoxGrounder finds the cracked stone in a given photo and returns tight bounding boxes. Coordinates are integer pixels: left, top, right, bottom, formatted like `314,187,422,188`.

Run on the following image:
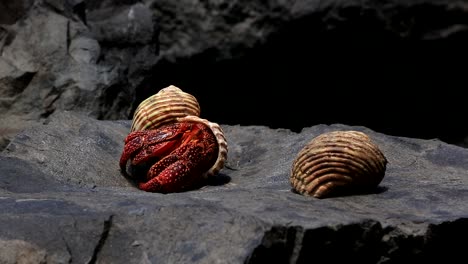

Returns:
0,111,467,263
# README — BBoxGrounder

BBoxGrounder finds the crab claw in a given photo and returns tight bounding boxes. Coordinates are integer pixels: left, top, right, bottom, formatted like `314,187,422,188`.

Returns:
119,129,182,175
139,141,212,193
119,121,219,193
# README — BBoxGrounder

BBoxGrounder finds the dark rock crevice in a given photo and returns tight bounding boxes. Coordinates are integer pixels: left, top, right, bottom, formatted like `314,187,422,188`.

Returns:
139,36,468,145
73,1,87,25
244,225,301,264
61,235,74,264
421,218,468,264
139,0,468,146
0,0,35,25
246,219,468,264
87,215,114,264
0,71,36,99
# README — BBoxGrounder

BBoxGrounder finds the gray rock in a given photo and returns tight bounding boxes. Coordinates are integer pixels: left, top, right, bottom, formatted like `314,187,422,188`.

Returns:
0,0,35,25
0,239,47,264
2,0,468,153
1,111,467,263
150,0,468,61
3,111,132,189
0,0,159,150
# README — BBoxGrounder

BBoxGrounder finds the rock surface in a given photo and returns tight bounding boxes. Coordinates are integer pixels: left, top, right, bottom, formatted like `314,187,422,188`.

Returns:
1,111,467,263
2,0,468,152
0,0,159,149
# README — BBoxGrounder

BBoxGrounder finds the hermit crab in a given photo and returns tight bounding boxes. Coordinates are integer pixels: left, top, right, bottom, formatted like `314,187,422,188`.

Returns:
119,85,228,193
290,130,387,198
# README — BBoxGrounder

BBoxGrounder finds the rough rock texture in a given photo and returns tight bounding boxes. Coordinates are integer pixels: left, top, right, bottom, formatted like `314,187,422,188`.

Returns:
152,0,468,62
0,0,159,149
1,111,467,263
2,0,468,153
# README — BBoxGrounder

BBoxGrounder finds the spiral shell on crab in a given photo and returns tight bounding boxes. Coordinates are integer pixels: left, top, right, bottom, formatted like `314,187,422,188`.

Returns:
290,130,387,198
177,115,228,177
130,85,201,132
130,85,227,177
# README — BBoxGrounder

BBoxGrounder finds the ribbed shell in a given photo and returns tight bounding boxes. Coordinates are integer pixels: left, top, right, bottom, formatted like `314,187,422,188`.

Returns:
290,130,387,198
131,85,201,132
177,115,228,177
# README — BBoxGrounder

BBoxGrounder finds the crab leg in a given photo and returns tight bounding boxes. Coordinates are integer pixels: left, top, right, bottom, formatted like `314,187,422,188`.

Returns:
139,160,195,193
139,143,207,193
119,119,222,193
131,140,180,165
119,128,183,173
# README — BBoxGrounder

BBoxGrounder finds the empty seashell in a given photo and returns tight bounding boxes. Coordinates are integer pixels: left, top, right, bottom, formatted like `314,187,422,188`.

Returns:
131,85,201,132
290,130,387,198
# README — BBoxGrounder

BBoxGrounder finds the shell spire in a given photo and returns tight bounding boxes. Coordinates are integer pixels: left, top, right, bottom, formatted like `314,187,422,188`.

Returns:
290,130,387,198
130,85,227,177
131,85,201,132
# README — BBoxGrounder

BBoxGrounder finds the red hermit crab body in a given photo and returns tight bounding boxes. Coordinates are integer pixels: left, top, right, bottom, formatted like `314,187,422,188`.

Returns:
120,121,218,193
119,85,227,193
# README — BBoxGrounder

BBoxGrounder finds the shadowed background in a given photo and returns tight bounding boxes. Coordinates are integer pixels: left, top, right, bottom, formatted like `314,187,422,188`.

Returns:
1,0,468,149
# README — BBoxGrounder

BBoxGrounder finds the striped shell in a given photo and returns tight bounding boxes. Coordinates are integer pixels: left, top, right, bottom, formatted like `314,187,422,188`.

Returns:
131,85,200,132
130,85,227,177
290,130,387,198
177,115,228,177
